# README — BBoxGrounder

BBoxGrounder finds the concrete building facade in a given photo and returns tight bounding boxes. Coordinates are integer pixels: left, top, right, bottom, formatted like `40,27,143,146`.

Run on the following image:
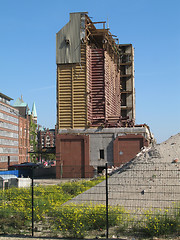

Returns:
0,93,32,169
0,93,19,169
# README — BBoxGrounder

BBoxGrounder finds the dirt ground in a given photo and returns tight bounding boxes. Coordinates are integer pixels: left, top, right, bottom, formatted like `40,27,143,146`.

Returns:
0,235,179,240
0,236,63,240
34,179,73,186
0,238,60,240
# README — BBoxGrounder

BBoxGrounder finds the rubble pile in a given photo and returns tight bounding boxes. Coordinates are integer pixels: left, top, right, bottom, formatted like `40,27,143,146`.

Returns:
69,133,180,211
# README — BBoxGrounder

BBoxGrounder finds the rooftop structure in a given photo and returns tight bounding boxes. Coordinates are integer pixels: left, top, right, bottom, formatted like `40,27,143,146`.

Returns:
13,96,27,107
13,97,37,124
0,92,13,105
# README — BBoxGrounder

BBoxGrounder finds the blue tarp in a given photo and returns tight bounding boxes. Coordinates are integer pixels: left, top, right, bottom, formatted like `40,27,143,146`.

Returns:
0,170,19,177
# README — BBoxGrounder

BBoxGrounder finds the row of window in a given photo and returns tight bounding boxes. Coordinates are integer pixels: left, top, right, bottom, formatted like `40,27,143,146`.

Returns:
42,142,51,147
19,127,29,137
0,130,18,138
0,138,18,146
0,121,18,131
0,155,18,162
0,103,19,117
0,98,10,105
0,147,18,154
41,137,55,144
0,112,18,124
41,136,52,140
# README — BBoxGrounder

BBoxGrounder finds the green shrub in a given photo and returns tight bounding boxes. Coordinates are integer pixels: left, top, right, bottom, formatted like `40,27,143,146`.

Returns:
0,206,30,234
61,181,85,196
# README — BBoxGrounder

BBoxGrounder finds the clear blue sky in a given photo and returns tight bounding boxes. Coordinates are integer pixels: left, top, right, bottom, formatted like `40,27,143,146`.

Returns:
0,0,180,143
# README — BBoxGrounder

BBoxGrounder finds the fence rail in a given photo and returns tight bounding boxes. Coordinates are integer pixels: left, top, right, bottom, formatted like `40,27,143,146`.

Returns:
0,162,179,239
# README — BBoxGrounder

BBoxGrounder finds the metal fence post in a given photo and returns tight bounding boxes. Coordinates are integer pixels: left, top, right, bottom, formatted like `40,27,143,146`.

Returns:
31,167,34,237
106,163,109,239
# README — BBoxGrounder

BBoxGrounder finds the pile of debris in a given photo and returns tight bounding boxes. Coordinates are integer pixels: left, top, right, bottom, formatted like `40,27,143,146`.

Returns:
68,133,180,211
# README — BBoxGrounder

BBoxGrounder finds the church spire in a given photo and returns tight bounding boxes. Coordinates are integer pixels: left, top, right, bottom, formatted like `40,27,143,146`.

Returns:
31,102,37,124
32,102,37,118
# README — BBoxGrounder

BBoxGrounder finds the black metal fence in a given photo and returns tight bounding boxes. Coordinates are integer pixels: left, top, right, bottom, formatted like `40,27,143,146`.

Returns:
0,161,179,239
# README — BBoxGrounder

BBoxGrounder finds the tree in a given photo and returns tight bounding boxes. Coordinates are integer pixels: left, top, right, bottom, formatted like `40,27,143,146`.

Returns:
29,116,38,162
42,153,56,161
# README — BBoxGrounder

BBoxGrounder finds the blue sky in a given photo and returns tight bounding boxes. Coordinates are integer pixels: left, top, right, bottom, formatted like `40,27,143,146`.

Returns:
0,0,180,143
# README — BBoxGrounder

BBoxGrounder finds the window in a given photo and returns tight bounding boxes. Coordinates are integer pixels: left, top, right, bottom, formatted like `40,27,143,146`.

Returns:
100,149,104,159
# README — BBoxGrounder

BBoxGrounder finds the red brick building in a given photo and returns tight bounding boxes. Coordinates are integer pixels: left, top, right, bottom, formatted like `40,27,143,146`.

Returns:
18,115,30,163
13,96,31,164
37,128,55,149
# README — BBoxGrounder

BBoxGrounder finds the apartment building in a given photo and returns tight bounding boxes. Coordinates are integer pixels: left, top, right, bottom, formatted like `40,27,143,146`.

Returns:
0,93,19,169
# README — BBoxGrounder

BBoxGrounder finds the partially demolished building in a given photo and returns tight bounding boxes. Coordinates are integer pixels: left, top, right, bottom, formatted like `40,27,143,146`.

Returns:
56,12,153,178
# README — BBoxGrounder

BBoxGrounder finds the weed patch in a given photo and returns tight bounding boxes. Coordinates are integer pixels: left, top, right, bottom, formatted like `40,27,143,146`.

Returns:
0,177,179,238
